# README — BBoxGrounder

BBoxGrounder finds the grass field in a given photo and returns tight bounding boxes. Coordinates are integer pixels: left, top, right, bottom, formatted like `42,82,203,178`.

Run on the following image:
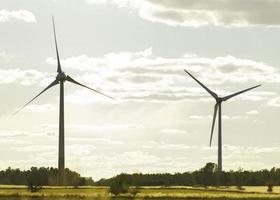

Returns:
1,185,280,199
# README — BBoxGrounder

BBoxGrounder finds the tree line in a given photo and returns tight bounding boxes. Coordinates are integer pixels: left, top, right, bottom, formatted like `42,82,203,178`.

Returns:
95,163,280,186
0,167,93,186
3,163,280,186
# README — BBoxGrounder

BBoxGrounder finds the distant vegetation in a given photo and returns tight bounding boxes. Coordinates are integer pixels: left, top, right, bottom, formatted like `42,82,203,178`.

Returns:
0,167,93,186
96,163,280,186
3,163,280,187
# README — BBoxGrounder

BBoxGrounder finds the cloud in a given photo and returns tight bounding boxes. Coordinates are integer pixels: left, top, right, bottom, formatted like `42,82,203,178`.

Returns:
189,115,249,121
44,123,145,132
46,48,153,71
65,89,113,105
159,128,186,135
143,141,191,150
19,104,56,113
0,68,44,85
67,144,96,157
223,145,280,155
11,144,55,153
267,97,280,107
0,52,13,62
0,131,29,138
85,0,143,8
47,48,273,103
246,110,259,115
77,150,200,179
86,0,107,5
68,137,124,145
237,91,276,102
86,0,280,27
0,10,36,23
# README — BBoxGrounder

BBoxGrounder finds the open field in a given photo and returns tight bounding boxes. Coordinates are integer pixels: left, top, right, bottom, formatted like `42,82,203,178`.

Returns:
2,186,280,199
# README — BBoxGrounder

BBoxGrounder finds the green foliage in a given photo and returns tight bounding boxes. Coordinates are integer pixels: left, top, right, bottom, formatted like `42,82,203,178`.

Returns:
109,174,129,195
96,163,280,186
0,167,94,186
200,162,218,186
236,185,245,190
129,186,140,196
26,167,44,192
267,183,273,192
27,184,42,193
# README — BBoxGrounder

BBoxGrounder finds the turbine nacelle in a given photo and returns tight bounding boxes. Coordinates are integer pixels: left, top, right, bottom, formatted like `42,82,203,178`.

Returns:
216,97,223,103
56,72,67,82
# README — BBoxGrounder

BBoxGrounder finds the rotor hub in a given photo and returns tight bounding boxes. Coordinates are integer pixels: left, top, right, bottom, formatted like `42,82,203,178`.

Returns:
216,97,223,103
56,72,67,81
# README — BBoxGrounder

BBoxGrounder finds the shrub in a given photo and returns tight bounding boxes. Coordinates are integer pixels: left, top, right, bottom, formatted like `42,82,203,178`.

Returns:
236,185,245,190
109,176,129,195
26,167,43,193
129,186,140,196
267,183,273,192
27,184,42,193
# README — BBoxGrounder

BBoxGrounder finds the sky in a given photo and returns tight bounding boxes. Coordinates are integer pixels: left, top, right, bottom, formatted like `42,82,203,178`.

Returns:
1,0,280,180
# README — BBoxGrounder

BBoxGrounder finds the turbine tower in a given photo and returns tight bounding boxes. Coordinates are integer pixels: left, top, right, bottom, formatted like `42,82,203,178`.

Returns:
15,17,112,185
184,69,260,176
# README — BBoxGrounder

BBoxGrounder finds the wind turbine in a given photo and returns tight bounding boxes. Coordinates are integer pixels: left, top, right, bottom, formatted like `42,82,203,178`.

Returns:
15,17,112,185
184,69,260,176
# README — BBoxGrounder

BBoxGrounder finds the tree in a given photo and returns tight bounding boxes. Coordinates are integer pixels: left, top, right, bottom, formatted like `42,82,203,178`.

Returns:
200,162,218,186
26,167,44,192
109,174,129,195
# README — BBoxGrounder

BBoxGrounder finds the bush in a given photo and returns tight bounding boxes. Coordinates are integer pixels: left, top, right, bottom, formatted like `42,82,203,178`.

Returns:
27,185,42,193
236,185,245,190
267,184,273,192
26,167,43,193
129,186,140,196
109,175,129,195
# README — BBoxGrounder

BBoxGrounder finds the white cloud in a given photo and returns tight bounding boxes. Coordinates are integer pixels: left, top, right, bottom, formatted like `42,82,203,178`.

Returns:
190,115,248,121
159,128,186,135
19,104,56,113
44,123,145,132
189,115,205,120
0,52,13,62
47,49,273,103
46,48,153,71
246,110,259,115
86,0,107,5
238,91,276,102
68,137,124,145
0,10,36,23
85,0,144,8
223,145,280,155
65,89,113,105
267,97,280,107
67,144,96,157
11,144,55,153
0,131,28,138
0,68,44,85
77,150,200,179
86,0,280,27
143,141,191,150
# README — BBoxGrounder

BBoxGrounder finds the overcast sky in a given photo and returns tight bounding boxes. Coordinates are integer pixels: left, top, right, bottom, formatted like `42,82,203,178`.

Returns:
1,0,280,180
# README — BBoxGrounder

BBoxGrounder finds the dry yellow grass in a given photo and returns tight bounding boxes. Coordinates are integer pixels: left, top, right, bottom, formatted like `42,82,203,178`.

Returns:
1,185,280,199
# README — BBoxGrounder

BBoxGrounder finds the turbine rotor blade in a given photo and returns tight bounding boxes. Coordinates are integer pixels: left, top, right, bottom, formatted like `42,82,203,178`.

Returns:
65,75,113,99
14,79,59,115
210,103,219,147
184,69,218,99
52,16,62,73
222,84,261,101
